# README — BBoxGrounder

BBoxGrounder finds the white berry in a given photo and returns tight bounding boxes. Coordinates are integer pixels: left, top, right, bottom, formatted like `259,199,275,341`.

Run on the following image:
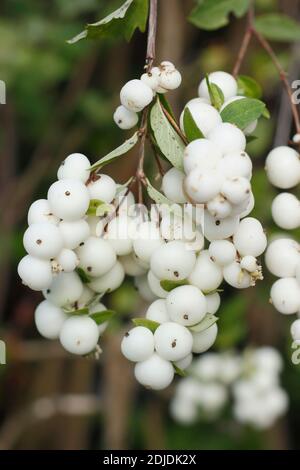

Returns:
134,353,174,390
34,300,66,339
121,326,155,362
166,285,207,326
120,79,153,112
154,322,193,361
59,316,99,355
113,105,138,130
47,179,90,221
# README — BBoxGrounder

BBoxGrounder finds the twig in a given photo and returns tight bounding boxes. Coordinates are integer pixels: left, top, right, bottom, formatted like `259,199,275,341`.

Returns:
146,0,158,72
161,104,188,144
232,6,254,77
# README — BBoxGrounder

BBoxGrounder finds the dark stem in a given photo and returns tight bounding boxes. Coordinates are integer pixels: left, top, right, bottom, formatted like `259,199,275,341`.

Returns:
232,6,254,77
146,0,158,72
161,105,188,144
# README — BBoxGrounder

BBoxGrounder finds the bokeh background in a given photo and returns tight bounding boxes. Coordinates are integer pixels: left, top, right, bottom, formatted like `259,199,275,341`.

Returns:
1,0,300,450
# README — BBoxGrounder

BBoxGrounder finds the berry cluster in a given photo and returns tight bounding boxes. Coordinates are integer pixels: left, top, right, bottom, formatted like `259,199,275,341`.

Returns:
114,61,181,130
265,144,300,343
171,347,288,429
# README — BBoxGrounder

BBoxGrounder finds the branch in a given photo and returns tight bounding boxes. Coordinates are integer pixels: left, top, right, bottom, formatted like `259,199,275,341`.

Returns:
146,0,158,71
232,6,254,77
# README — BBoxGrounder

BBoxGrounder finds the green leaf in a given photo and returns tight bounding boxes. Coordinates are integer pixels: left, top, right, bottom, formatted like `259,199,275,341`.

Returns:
189,0,250,31
173,364,187,377
132,318,160,333
237,75,262,99
262,107,270,119
89,132,139,172
183,108,204,142
90,310,116,325
68,0,149,44
146,179,183,216
158,93,176,120
76,267,92,284
65,307,89,316
87,199,101,216
205,75,224,110
220,97,266,129
160,279,188,292
189,313,218,333
255,14,300,42
150,99,185,171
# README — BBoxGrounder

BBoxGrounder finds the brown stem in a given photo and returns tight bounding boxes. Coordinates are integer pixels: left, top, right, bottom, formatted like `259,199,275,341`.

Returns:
146,0,158,72
252,28,300,134
232,6,254,77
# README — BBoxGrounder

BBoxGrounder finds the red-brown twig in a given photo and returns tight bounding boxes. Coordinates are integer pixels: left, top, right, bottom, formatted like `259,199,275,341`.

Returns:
232,6,254,77
161,105,188,144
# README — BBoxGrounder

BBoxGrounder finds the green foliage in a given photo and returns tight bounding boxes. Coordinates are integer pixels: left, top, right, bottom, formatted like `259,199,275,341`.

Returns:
86,198,110,216
189,0,250,31
183,108,204,142
64,307,89,315
173,364,187,377
68,0,149,44
76,267,92,284
206,74,224,109
146,179,183,215
237,75,262,99
215,293,248,349
220,97,266,129
150,98,185,171
189,313,218,333
255,14,300,42
90,132,139,171
159,279,188,292
132,318,160,332
90,309,116,324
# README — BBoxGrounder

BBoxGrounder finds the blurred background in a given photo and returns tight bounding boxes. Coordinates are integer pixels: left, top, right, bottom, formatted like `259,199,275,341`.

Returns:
1,0,300,450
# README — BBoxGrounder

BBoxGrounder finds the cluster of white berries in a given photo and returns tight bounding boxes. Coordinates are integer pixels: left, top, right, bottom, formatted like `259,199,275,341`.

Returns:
113,61,181,129
171,347,288,430
17,152,131,356
265,144,300,343
265,145,300,230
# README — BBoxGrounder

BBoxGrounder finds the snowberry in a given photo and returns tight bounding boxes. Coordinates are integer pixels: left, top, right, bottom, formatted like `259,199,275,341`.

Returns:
184,169,223,203
59,219,90,250
104,216,133,256
183,138,222,175
150,240,196,281
77,237,116,277
233,217,267,257
146,299,169,323
57,153,90,183
221,176,251,205
192,353,221,381
154,322,193,361
271,192,300,230
162,168,187,203
120,253,147,276
141,69,160,91
18,255,52,291
293,133,300,144
207,194,232,219
209,240,236,266
174,353,193,371
192,323,218,353
265,146,300,189
43,272,83,307
88,261,125,293
223,261,252,289
180,102,222,138
208,123,246,155
56,248,78,272
238,191,255,218
47,179,90,221
253,347,283,373
198,71,237,101
265,238,300,278
217,151,252,180
34,300,66,339
166,285,207,326
205,292,221,314
27,199,59,225
121,326,155,362
134,353,174,390
147,270,168,298
188,250,223,293
133,221,164,263
134,275,157,302
87,174,116,203
23,222,63,260
159,213,197,244
59,316,99,355
113,105,138,130
270,278,300,314
120,79,153,112
202,211,239,242
76,285,94,309
240,255,258,273
291,319,300,342
159,67,182,91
